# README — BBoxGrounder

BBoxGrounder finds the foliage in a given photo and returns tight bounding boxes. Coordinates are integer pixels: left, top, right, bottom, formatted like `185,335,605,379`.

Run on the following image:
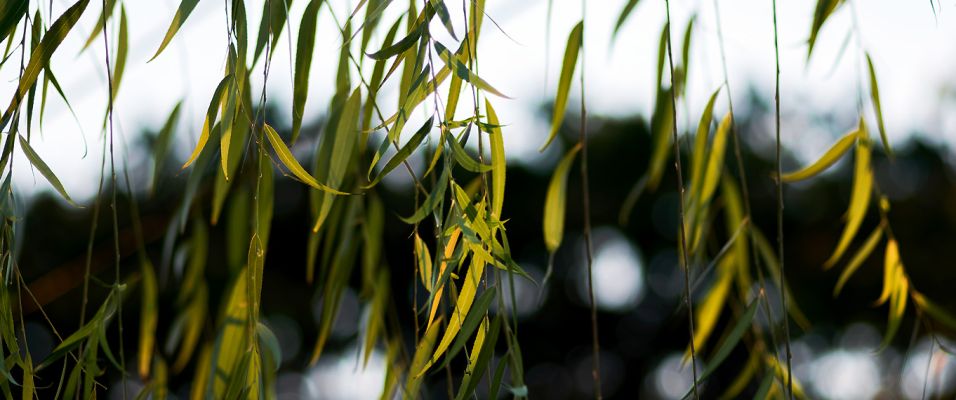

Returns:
0,0,953,399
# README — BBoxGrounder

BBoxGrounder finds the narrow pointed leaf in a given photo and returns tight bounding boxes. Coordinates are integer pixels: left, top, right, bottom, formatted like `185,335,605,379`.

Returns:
825,133,872,267
0,0,90,132
700,296,760,381
612,0,640,38
543,143,581,252
487,100,506,218
699,112,732,205
264,124,348,194
541,21,582,151
865,53,892,156
19,135,76,206
182,74,233,169
833,225,883,295
364,117,433,188
149,0,200,62
781,128,858,182
292,0,323,143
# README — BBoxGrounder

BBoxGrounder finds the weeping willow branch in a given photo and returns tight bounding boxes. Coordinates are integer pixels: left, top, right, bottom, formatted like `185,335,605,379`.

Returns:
770,0,794,398
662,0,698,398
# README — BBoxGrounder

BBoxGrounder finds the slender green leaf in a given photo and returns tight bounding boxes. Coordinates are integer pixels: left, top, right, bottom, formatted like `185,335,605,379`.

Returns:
690,87,721,199
149,0,200,62
0,0,90,132
139,260,158,379
543,143,581,252
781,128,858,182
264,124,348,195
182,74,233,169
699,296,760,381
434,41,510,99
18,135,76,206
699,112,732,205
540,21,582,151
808,0,842,60
865,53,892,156
825,129,872,267
313,88,362,232
292,0,323,143
833,225,883,295
364,117,433,188
487,100,506,218
612,0,640,38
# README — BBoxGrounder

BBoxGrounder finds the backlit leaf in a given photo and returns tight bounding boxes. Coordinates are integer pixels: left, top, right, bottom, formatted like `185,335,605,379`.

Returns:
543,143,581,252
313,88,362,232
833,225,883,295
540,21,582,151
0,0,90,132
487,100,506,219
139,260,158,379
612,0,641,38
699,112,732,205
808,0,842,60
182,74,233,169
264,123,348,195
18,135,76,206
781,127,858,182
866,53,893,156
149,0,200,61
824,127,872,268
292,0,323,143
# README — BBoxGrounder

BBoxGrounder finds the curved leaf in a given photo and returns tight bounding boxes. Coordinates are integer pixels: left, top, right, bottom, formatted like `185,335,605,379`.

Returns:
781,128,858,182
264,124,348,195
543,143,581,252
540,21,582,151
149,0,200,62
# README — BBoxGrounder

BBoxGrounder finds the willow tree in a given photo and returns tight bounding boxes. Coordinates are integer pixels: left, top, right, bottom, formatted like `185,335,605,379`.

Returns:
0,0,952,399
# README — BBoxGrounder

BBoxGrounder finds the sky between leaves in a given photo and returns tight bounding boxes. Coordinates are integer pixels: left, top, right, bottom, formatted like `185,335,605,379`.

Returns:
1,0,953,201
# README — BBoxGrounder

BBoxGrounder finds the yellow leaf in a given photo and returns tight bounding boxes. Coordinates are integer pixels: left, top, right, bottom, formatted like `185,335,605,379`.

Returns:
876,239,900,305
781,127,859,182
543,143,582,252
699,112,732,205
825,129,872,268
264,124,348,195
427,228,462,329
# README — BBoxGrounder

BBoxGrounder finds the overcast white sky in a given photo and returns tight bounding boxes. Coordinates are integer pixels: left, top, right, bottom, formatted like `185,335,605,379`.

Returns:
1,0,953,201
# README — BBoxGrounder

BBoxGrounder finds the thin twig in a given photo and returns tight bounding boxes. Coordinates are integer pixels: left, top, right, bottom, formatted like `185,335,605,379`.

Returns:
577,5,602,399
99,1,127,396
662,1,698,398
770,0,794,397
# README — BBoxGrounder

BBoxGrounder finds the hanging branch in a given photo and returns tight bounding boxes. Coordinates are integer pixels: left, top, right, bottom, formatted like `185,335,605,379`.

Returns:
662,0,699,398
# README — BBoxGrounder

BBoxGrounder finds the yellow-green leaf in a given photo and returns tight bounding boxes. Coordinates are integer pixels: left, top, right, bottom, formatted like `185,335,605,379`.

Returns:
876,239,900,305
913,291,956,332
149,0,200,62
0,0,90,132
865,53,892,156
699,112,732,205
139,260,158,379
487,100,506,219
543,143,581,252
690,87,721,199
781,128,858,182
824,131,872,268
406,316,442,398
833,225,883,295
313,88,362,232
417,254,485,377
264,124,348,195
540,21,582,151
182,74,233,169
18,135,76,206
292,0,323,143
808,0,842,60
